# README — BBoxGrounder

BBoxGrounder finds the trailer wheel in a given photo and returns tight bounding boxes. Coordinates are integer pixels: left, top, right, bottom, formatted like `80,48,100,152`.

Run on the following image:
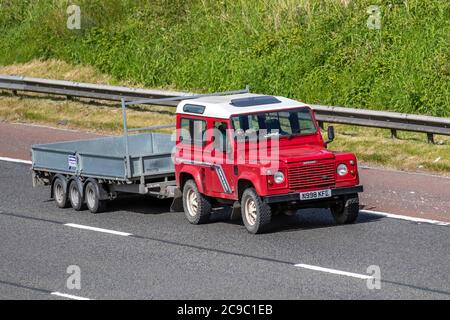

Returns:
330,194,359,224
53,178,69,208
69,181,85,211
183,179,211,224
241,188,272,234
85,181,107,214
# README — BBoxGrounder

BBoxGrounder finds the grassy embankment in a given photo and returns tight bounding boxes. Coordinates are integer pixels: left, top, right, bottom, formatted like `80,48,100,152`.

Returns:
0,1,448,173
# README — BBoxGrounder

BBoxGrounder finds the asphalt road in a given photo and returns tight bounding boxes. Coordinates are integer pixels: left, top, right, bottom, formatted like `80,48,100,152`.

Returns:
0,160,449,299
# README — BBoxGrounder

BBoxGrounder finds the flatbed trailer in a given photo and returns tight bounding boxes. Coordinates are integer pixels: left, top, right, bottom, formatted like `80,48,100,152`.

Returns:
32,132,176,197
31,88,249,213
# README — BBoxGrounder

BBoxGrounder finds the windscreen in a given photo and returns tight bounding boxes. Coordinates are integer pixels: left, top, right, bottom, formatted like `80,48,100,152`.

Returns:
231,108,316,139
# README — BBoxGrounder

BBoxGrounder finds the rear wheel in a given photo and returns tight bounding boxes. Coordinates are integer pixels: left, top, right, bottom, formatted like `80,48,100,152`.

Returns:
330,194,359,224
85,181,107,214
69,181,85,211
53,178,69,208
241,188,272,234
183,179,211,224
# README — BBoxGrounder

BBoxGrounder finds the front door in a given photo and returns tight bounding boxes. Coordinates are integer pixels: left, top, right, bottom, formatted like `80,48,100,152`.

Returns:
204,120,235,198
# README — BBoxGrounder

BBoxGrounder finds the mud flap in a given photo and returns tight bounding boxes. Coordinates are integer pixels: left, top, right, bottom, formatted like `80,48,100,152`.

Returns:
170,187,183,212
230,201,242,221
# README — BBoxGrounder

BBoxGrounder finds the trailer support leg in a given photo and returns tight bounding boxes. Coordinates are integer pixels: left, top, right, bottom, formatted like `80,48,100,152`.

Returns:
230,201,242,221
170,188,184,212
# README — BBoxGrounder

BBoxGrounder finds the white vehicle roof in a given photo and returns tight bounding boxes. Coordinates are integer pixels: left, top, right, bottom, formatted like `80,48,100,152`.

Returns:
176,93,309,119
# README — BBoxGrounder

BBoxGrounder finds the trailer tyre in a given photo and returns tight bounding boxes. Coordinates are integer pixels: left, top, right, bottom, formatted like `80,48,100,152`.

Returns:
53,178,69,208
85,181,107,214
331,194,359,225
241,188,272,234
183,179,211,224
69,181,85,211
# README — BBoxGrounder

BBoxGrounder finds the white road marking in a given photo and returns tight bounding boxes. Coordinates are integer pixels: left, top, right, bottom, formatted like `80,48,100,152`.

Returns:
0,156,32,165
361,209,450,226
51,292,91,300
294,264,372,280
65,223,133,236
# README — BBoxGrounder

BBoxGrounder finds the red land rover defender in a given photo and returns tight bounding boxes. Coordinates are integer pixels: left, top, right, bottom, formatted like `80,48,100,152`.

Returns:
174,94,363,234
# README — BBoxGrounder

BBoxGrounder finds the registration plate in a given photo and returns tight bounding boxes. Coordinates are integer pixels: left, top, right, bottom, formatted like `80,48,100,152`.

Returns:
299,189,332,201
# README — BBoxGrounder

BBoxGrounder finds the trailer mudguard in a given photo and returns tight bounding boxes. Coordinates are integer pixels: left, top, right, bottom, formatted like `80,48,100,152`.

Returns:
83,178,110,201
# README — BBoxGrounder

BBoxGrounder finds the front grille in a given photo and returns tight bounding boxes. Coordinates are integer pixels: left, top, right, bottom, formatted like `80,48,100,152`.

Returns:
288,160,336,190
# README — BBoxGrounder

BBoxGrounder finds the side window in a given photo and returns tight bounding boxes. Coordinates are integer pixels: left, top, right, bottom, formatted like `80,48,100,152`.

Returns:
192,119,206,145
180,118,191,143
278,111,291,134
297,109,316,134
213,121,229,152
179,117,206,145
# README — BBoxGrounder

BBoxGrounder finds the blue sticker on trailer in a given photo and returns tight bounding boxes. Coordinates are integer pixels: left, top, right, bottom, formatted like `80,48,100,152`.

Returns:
68,155,77,170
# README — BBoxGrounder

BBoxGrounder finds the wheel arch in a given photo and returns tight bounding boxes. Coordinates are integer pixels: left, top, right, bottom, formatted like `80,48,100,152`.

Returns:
178,168,204,193
237,179,254,201
237,172,264,200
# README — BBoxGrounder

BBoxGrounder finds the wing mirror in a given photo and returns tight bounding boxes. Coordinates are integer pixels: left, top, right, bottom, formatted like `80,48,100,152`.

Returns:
325,126,335,146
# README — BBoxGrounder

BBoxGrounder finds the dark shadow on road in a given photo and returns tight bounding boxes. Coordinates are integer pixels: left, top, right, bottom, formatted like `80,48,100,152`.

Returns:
97,194,384,233
104,194,173,215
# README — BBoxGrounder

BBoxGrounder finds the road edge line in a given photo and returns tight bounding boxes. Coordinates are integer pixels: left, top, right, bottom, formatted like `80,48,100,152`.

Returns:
360,209,450,226
0,156,32,165
294,264,372,280
64,223,133,236
51,292,91,300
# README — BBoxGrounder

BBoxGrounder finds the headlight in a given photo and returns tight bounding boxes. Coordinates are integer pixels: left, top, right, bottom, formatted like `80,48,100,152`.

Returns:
273,171,285,184
337,164,348,176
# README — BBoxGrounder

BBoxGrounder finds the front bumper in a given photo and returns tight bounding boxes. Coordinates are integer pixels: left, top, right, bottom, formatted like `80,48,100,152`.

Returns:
263,185,363,204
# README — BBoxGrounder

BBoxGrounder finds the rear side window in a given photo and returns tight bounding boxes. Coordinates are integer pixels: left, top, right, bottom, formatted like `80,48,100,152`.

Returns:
179,118,206,145
183,104,205,114
213,121,230,152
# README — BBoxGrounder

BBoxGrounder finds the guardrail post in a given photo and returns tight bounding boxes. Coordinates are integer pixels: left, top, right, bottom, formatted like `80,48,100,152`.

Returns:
12,90,18,96
390,129,398,139
121,98,132,178
427,133,434,144
318,121,324,130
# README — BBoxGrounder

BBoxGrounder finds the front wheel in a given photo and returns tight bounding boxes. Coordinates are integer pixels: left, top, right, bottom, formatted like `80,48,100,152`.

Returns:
241,188,272,234
182,179,212,224
330,194,359,224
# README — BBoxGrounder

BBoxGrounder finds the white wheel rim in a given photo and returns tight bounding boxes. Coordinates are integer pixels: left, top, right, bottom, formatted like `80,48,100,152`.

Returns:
244,198,257,226
86,186,95,209
70,185,79,207
186,188,198,217
55,183,64,204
